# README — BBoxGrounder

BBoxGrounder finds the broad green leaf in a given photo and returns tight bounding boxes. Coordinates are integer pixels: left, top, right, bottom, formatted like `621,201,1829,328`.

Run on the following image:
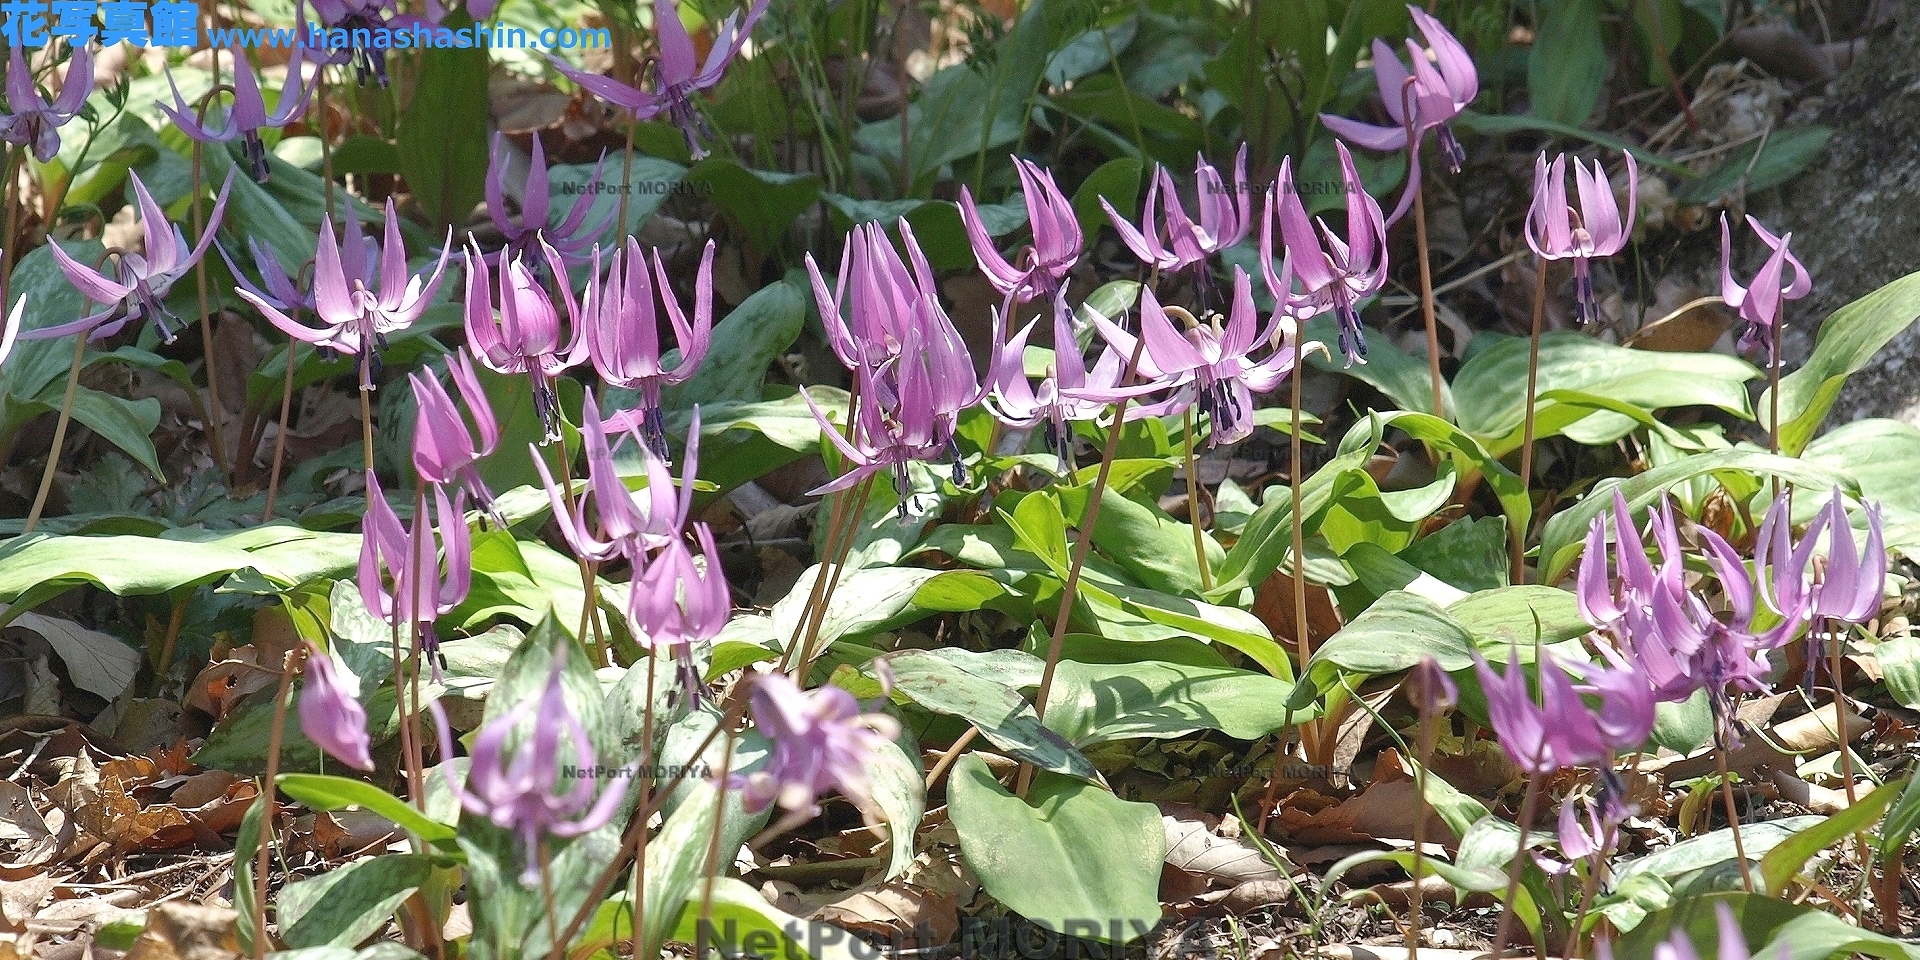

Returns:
670,388,843,494
396,29,491,230
1766,268,1920,455
276,774,458,845
1878,636,1920,710
684,159,821,254
639,781,723,960
277,854,437,948
552,154,688,249
866,733,925,880
1758,777,1904,895
1070,156,1142,247
1529,0,1607,126
1289,590,1477,709
1043,659,1296,745
660,275,806,409
1803,419,1920,515
948,754,1163,943
1447,585,1589,648
884,647,1095,780
1674,127,1834,205
1616,817,1823,884
1209,421,1382,597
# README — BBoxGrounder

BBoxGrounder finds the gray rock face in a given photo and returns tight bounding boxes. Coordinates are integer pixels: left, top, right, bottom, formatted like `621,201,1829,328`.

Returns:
1781,13,1920,426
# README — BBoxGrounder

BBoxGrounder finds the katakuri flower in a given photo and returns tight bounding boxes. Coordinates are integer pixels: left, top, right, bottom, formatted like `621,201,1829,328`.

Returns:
30,171,235,345
1757,487,1886,689
1078,269,1298,446
411,350,502,523
1263,144,1389,366
160,49,313,182
221,198,378,316
585,238,715,461
546,0,770,159
298,640,375,771
1720,214,1812,365
0,42,93,163
959,157,1084,305
981,288,1163,467
1102,144,1253,278
803,325,962,505
244,200,453,390
738,671,900,820
1525,151,1637,325
432,643,631,885
359,472,473,665
463,236,586,441
1472,646,1652,776
533,390,697,565
1320,5,1478,225
629,521,731,701
485,133,615,265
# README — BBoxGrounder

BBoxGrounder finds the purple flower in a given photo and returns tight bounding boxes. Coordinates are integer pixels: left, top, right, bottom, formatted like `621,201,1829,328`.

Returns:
160,50,313,182
464,237,586,442
981,289,1162,467
28,171,234,345
737,671,900,819
1758,487,1886,627
546,0,769,160
1472,646,1651,776
1320,5,1478,225
244,200,453,391
299,641,375,771
533,391,697,565
959,157,1084,305
485,133,614,265
1262,144,1389,367
584,239,715,461
222,199,378,316
1077,269,1297,446
432,643,630,885
629,521,731,701
1102,144,1252,276
1410,655,1458,713
411,350,502,523
0,43,92,163
803,326,957,503
1525,152,1637,325
1720,214,1812,365
359,471,473,664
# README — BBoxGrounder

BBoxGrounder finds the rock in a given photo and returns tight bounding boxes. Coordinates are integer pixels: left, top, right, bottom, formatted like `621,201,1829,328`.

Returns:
1780,14,1920,426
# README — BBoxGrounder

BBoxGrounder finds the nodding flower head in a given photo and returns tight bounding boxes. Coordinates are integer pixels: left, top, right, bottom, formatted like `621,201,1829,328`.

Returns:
1525,151,1637,325
484,132,615,265
160,49,313,182
959,157,1084,305
432,642,632,885
0,42,93,163
410,349,503,524
1263,144,1388,367
736,670,900,821
1103,144,1252,278
585,239,715,462
464,236,587,441
30,171,234,346
1720,214,1811,366
545,0,769,159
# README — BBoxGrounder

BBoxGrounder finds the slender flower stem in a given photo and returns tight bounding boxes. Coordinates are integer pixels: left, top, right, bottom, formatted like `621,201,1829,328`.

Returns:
780,378,865,679
696,725,738,928
188,133,232,485
1289,346,1320,765
1563,833,1607,960
1408,701,1437,960
0,148,20,312
1713,723,1756,891
264,339,301,519
254,646,301,960
614,123,637,245
1020,334,1151,799
1489,772,1543,960
794,477,877,675
1827,616,1868,867
403,488,433,808
318,68,338,215
1513,263,1547,586
360,381,377,474
22,335,88,536
1182,409,1213,593
1399,79,1447,424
